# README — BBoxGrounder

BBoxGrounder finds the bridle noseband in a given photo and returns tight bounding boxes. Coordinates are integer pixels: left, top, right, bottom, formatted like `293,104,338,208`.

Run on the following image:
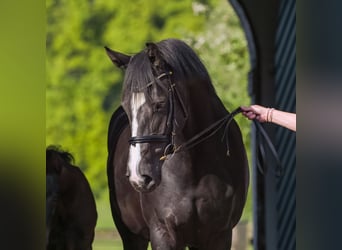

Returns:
128,135,170,146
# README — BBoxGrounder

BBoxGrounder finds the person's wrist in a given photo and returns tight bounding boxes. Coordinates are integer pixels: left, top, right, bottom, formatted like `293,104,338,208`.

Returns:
266,108,270,122
266,108,274,122
269,108,274,122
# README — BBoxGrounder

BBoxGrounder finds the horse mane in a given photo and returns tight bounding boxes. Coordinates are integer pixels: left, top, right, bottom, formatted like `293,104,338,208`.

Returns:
46,145,75,165
123,38,216,95
156,39,212,85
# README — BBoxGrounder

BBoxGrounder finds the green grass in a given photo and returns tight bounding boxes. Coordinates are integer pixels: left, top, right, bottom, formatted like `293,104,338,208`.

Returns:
93,238,123,250
93,191,121,250
95,191,116,230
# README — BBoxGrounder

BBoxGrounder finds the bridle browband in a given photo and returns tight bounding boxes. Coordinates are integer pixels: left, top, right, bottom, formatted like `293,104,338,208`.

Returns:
126,71,283,176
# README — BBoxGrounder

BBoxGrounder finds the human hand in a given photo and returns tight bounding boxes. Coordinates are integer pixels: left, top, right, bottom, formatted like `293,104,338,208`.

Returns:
240,105,270,123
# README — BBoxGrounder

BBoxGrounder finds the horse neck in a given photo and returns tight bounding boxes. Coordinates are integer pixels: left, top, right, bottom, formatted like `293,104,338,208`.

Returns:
182,82,227,139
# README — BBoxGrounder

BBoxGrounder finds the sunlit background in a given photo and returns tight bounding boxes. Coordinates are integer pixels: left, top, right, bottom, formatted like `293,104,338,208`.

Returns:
46,0,251,249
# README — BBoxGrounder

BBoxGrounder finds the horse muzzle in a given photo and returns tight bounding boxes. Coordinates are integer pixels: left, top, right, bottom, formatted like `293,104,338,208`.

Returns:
129,174,157,193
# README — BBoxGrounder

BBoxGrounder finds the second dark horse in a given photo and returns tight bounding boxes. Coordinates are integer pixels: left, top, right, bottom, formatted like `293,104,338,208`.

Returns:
46,146,97,250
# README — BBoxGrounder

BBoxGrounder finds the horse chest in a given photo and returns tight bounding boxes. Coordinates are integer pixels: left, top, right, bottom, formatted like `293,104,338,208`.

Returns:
141,174,234,227
141,188,194,223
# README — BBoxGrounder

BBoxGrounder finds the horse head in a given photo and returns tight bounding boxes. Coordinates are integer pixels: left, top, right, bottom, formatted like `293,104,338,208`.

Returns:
106,40,195,192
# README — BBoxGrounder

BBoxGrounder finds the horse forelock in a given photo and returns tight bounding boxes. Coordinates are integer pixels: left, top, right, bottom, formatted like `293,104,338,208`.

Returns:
123,52,155,94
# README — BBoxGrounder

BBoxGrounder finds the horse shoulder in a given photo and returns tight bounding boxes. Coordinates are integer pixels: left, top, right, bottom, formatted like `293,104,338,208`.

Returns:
194,174,235,227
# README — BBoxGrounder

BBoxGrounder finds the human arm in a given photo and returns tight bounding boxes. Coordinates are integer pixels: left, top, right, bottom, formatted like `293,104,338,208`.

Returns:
241,105,296,132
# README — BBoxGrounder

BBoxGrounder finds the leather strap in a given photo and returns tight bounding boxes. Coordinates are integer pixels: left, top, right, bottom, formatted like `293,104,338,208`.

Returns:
128,135,169,146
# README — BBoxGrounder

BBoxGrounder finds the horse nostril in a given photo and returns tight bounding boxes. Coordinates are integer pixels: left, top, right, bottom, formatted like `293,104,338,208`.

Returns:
142,175,152,186
142,175,156,190
129,175,156,192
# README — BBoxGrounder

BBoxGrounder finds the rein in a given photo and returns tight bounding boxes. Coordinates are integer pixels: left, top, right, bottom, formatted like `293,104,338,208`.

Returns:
126,71,282,176
161,106,283,176
171,107,243,156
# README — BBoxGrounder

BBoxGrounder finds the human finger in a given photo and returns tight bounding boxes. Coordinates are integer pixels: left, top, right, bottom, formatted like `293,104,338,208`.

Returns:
240,106,252,112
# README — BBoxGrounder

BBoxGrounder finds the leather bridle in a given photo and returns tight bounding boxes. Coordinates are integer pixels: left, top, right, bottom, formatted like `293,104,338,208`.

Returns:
128,71,177,158
126,70,242,160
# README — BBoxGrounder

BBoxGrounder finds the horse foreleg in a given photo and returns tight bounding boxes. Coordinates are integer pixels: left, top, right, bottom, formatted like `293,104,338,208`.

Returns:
150,231,176,250
121,233,149,250
200,229,232,250
150,220,179,250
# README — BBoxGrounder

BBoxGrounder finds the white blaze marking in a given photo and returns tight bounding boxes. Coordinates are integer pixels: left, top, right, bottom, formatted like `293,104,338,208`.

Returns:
128,93,146,183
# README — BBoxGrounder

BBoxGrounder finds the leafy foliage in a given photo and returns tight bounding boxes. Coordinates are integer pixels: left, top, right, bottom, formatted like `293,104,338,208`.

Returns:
47,0,251,221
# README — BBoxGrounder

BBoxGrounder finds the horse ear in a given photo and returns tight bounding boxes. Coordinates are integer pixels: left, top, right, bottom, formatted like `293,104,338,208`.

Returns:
146,42,162,67
105,46,131,69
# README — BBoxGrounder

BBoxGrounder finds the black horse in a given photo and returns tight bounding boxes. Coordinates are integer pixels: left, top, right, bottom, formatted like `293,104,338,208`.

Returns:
106,38,249,250
46,145,97,250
